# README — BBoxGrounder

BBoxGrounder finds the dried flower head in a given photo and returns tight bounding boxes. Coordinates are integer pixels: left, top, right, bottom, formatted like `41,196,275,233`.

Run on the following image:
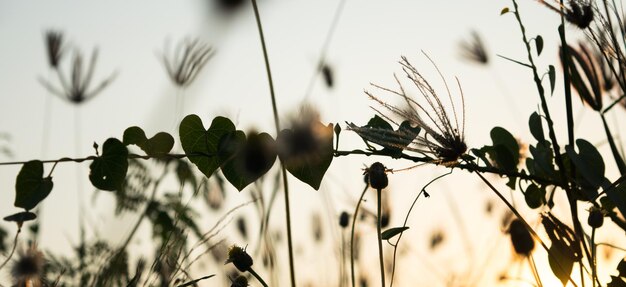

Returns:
39,47,117,105
350,54,467,166
225,245,253,272
162,38,214,87
459,31,489,65
587,206,605,228
11,243,45,287
44,30,65,69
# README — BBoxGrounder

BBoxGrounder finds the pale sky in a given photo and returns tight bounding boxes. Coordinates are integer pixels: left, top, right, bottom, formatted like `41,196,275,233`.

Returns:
0,0,624,286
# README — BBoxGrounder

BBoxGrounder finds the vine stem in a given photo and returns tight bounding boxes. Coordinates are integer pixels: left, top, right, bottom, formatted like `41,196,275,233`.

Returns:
350,184,368,287
376,187,385,287
249,267,269,287
249,1,296,286
0,228,20,271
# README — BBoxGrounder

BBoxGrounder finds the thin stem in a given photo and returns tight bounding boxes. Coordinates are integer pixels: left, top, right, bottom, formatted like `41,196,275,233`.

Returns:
249,1,295,286
601,113,626,174
303,0,347,99
376,187,385,287
528,255,544,287
591,228,597,287
389,170,450,287
249,267,269,287
351,184,368,287
0,228,20,271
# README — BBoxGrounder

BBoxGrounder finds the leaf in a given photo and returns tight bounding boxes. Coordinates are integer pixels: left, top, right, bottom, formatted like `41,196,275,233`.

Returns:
605,181,626,220
524,183,545,209
278,121,334,190
176,275,216,287
528,112,545,142
123,126,174,157
381,226,409,240
3,211,37,223
15,160,53,210
179,115,235,178
218,131,277,191
549,65,556,95
500,7,510,15
488,127,519,170
542,213,581,286
89,138,129,191
536,35,544,56
565,139,605,191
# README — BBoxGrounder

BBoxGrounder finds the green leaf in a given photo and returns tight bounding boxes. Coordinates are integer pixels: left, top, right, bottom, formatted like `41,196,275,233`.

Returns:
123,126,174,157
89,138,129,191
549,65,556,95
528,112,545,142
179,115,235,178
381,226,409,240
218,131,277,191
536,35,544,56
278,122,334,190
15,160,53,210
524,183,545,209
500,7,510,15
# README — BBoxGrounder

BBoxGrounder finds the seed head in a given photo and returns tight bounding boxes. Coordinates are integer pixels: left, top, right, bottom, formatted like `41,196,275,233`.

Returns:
162,38,214,87
508,219,534,256
349,53,467,166
11,243,45,286
459,31,489,65
225,245,253,272
45,30,65,69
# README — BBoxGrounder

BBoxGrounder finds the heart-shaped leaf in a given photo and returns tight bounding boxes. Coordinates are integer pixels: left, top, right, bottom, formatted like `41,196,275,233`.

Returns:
381,226,409,240
15,160,53,210
123,126,174,157
278,121,334,190
565,139,605,192
218,131,277,191
89,138,129,191
179,115,235,178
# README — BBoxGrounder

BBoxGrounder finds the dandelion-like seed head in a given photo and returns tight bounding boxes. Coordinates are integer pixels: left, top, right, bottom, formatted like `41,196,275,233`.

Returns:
162,38,214,87
350,53,467,166
11,243,45,287
459,31,489,65
45,30,65,69
225,245,253,272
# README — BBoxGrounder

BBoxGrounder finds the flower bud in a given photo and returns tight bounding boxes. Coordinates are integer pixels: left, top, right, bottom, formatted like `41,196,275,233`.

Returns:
339,211,349,228
366,162,388,189
225,245,253,272
588,208,604,228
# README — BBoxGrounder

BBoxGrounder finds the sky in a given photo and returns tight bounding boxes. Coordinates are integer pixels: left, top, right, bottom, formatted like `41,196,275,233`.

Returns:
1,0,625,286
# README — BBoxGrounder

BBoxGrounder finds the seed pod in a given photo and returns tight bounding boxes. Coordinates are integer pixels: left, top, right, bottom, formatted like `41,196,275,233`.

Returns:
225,245,253,272
508,219,535,256
366,162,388,189
339,211,350,228
588,208,604,228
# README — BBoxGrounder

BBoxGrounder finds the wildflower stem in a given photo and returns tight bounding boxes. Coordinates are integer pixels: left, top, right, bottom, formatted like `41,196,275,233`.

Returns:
249,1,296,287
591,228,597,287
0,228,20,271
601,113,626,174
376,187,386,287
249,267,269,287
351,183,368,287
